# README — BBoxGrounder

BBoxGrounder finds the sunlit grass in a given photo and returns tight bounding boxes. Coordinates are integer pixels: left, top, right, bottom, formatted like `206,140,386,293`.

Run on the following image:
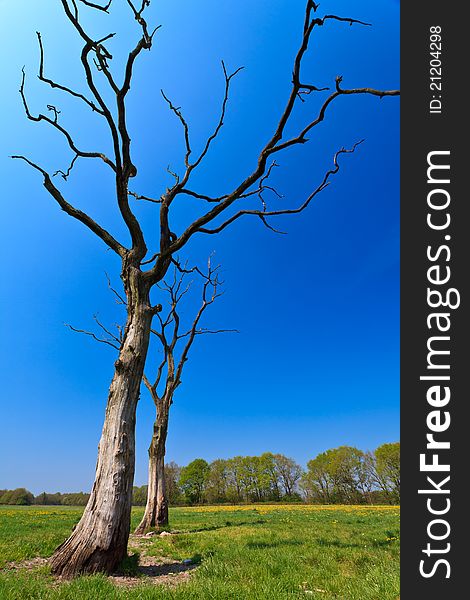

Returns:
0,504,399,599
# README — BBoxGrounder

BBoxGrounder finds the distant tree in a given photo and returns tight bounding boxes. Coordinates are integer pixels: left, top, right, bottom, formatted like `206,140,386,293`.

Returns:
237,456,259,501
354,454,375,504
371,442,400,503
34,492,49,505
205,459,230,504
131,486,148,507
260,453,282,500
34,492,63,505
272,454,304,498
51,493,64,505
179,459,209,504
165,462,183,505
1,488,34,506
17,488,34,505
301,451,334,503
233,455,274,502
329,446,368,503
225,457,244,503
0,491,13,505
62,493,91,506
302,446,368,504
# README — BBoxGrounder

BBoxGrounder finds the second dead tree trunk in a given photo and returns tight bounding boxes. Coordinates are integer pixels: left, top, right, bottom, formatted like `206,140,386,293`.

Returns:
135,396,170,532
136,259,231,533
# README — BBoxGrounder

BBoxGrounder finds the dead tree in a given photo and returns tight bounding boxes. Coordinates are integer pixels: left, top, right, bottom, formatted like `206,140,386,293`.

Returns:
136,258,235,533
12,0,398,576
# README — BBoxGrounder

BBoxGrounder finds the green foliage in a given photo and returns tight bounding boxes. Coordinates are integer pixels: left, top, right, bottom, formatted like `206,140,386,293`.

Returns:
0,490,90,508
0,488,34,506
205,459,230,504
61,493,90,507
179,459,210,504
302,446,366,504
373,442,400,502
165,461,183,505
33,492,62,506
202,453,304,504
301,444,400,505
131,485,148,506
0,444,399,510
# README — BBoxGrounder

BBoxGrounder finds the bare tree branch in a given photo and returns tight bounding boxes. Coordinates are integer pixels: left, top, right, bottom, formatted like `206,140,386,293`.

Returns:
142,372,160,405
177,327,239,340
36,32,104,114
126,0,159,46
271,77,398,154
161,90,192,167
144,256,235,396
178,189,226,203
190,62,244,173
161,62,243,190
128,190,162,204
119,1,160,178
78,0,113,11
58,0,122,174
58,0,154,259
10,156,126,257
65,322,120,350
20,68,116,171
53,153,79,180
105,272,127,305
93,314,122,345
143,3,398,282
17,0,399,290
197,141,363,235
162,76,397,253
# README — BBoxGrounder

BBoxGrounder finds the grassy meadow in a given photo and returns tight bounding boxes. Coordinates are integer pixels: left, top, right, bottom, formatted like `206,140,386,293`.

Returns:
0,504,399,599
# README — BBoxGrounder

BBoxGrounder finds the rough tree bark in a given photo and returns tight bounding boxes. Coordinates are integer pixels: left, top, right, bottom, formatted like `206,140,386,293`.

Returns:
135,398,170,532
50,265,155,575
13,0,398,576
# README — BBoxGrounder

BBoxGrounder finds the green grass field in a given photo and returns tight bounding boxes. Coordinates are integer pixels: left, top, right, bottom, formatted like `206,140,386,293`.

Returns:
0,504,399,599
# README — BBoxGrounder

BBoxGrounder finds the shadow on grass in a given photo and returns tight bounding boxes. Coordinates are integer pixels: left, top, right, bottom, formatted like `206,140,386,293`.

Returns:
316,538,398,549
177,518,267,535
119,553,141,576
316,539,365,549
246,540,303,549
117,553,199,580
138,561,198,578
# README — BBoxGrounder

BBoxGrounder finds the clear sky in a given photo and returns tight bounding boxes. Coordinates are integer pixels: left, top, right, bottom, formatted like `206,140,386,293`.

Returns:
0,0,399,495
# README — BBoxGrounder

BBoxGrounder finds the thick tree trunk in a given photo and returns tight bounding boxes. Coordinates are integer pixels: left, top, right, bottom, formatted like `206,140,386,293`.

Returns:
50,267,153,577
135,401,170,533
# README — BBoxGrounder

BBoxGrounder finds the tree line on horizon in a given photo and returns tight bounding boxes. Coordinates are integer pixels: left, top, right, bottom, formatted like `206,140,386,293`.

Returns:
0,442,399,507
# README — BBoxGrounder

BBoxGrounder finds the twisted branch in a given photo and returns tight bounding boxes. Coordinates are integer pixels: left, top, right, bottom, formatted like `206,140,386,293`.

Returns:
19,68,116,171
144,2,398,281
197,141,363,235
10,156,126,256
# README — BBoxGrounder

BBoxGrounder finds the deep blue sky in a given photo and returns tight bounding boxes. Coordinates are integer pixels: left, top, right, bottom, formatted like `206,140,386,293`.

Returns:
0,0,399,494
